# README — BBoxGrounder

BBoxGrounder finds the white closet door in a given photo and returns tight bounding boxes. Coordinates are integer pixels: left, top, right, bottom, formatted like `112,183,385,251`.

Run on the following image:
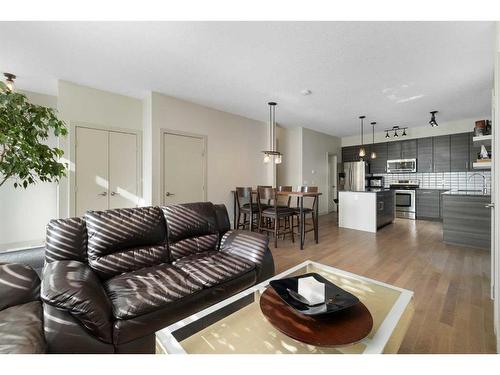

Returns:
75,127,109,216
109,131,138,209
163,133,205,205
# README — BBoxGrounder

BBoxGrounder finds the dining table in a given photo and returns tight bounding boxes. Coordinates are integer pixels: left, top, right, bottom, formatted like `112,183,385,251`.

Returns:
231,189,322,250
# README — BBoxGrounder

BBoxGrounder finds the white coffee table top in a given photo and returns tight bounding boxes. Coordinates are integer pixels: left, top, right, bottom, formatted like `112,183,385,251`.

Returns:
156,260,414,354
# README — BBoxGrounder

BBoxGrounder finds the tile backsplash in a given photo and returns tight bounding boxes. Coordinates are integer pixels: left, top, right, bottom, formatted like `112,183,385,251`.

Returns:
373,171,492,192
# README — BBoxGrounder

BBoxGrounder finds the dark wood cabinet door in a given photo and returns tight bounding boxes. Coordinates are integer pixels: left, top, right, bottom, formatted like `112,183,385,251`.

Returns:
417,137,433,172
450,133,470,172
433,135,451,172
401,139,417,159
387,141,402,160
369,142,388,174
416,190,440,219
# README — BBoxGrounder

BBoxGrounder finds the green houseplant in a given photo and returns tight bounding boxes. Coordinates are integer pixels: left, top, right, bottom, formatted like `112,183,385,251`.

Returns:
0,81,67,188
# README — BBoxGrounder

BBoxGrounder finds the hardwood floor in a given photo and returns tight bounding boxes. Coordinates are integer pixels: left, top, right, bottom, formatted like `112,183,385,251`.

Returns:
269,213,496,353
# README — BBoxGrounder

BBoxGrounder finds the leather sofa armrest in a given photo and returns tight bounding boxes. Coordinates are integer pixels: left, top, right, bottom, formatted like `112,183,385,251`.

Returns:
0,262,41,311
220,230,274,282
220,230,269,265
41,260,113,343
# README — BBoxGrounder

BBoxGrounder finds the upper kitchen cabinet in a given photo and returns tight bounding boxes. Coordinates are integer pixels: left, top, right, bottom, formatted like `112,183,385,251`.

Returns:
401,139,417,159
450,133,470,172
370,142,388,174
342,145,360,162
387,141,402,160
433,135,451,172
417,137,433,172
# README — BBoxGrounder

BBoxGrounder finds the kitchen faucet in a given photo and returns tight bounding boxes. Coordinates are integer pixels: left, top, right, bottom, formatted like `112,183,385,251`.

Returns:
468,172,488,194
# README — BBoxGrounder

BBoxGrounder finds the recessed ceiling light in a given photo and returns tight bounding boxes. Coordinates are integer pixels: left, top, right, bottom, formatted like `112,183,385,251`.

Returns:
301,89,312,96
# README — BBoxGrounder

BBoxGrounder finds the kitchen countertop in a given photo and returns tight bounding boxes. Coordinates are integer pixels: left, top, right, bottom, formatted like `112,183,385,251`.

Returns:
340,188,393,194
441,190,491,197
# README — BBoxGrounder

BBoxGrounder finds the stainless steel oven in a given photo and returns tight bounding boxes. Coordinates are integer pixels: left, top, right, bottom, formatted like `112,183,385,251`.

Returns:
387,159,417,173
390,180,419,220
394,189,416,219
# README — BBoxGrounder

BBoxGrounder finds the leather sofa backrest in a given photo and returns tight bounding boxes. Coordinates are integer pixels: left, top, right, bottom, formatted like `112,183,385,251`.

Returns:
85,207,168,279
161,202,219,260
45,217,88,263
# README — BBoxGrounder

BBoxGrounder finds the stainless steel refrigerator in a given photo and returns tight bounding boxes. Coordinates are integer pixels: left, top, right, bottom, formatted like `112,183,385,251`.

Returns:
343,161,368,191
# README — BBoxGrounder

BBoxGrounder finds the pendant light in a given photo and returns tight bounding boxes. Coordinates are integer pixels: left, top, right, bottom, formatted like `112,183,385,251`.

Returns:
385,131,390,138
262,102,283,164
370,122,377,159
3,73,16,92
358,116,366,158
429,111,439,127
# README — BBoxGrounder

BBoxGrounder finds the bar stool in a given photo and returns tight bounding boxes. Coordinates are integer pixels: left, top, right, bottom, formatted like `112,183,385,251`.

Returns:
235,187,259,231
293,186,319,242
257,187,295,248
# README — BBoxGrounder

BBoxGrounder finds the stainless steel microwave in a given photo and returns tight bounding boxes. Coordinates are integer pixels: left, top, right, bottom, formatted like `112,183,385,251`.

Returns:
386,159,417,173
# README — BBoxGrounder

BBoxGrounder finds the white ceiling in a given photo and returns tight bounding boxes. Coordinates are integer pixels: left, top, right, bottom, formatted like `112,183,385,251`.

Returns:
0,21,495,137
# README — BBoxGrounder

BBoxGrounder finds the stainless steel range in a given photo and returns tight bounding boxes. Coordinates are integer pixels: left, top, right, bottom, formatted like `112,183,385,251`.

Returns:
389,179,419,220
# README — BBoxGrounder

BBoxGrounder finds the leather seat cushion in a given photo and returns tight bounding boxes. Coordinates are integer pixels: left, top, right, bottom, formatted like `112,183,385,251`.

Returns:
262,207,296,216
293,207,314,213
173,251,255,288
112,269,256,345
0,301,45,354
105,264,203,320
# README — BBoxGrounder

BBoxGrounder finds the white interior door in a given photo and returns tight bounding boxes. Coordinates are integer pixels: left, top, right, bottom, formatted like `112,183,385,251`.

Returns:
75,127,109,216
163,133,205,205
328,154,338,212
109,131,138,209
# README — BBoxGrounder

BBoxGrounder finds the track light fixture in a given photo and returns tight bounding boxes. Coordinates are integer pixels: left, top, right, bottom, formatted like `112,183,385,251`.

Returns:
429,111,439,127
384,126,408,138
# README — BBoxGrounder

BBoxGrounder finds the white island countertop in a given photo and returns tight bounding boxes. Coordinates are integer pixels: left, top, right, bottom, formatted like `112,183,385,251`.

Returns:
338,190,394,233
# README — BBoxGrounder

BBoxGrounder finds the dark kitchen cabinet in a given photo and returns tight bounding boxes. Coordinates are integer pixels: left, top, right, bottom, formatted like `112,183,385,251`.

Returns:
387,141,402,160
417,137,433,172
450,133,470,172
433,135,451,172
342,146,359,163
401,139,417,159
376,190,395,228
416,189,441,220
369,142,388,174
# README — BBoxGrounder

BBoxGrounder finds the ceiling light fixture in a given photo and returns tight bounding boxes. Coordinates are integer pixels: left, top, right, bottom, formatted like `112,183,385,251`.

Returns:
429,111,439,127
358,116,366,158
384,125,408,138
370,122,377,159
3,73,16,92
262,102,283,164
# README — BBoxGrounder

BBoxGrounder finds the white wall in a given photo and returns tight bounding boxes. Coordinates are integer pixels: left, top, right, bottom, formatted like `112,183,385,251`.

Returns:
57,81,143,217
301,128,342,214
276,126,303,188
341,118,486,147
144,92,272,216
0,90,58,249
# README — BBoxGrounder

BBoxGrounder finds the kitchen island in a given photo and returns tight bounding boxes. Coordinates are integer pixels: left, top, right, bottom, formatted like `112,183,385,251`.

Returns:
442,191,492,250
339,189,395,233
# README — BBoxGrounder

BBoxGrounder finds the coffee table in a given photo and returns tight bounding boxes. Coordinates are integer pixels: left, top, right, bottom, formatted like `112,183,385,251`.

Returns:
156,261,414,354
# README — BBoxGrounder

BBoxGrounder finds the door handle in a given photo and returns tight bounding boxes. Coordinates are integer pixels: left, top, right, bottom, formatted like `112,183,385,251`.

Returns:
97,191,107,196
110,191,119,196
485,203,494,208
165,192,175,197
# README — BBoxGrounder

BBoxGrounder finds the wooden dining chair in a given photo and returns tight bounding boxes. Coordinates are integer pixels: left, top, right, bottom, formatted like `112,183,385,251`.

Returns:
293,186,319,242
257,187,295,248
235,187,259,231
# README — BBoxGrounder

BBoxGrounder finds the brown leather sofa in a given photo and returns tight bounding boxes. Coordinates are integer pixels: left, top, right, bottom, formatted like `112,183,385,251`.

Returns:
41,202,274,353
0,262,46,354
